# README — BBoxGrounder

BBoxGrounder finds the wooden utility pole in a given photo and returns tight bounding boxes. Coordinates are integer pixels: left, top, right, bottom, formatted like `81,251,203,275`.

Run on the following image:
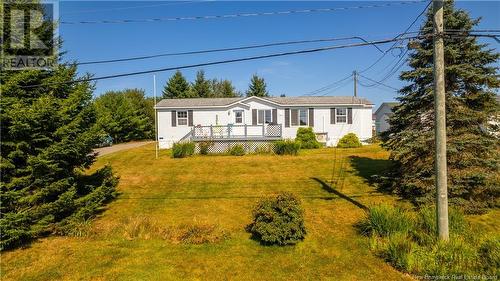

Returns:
432,0,449,240
353,70,357,97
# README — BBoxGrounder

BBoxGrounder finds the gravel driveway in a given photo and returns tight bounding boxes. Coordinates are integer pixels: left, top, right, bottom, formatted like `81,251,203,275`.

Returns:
94,141,154,157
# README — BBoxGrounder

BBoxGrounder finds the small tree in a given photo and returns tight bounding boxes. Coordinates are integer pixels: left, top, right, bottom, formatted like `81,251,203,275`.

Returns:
163,70,192,99
337,133,362,148
296,127,321,149
249,193,306,245
191,70,212,98
246,74,269,97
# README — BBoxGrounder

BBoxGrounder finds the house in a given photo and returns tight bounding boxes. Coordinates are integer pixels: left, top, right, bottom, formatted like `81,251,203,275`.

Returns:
155,96,374,150
374,102,399,134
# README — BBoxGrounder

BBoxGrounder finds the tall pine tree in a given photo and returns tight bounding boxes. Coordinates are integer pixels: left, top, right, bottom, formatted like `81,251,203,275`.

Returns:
0,1,118,249
210,79,241,97
191,70,211,98
246,74,269,97
162,70,192,99
383,0,499,213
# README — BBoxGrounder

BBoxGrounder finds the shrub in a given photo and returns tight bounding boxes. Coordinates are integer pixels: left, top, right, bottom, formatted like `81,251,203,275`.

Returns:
360,204,497,276
198,140,214,155
249,192,306,245
253,143,273,154
337,133,362,148
274,140,301,155
358,204,414,237
227,144,245,156
172,142,195,158
295,127,321,149
478,236,500,273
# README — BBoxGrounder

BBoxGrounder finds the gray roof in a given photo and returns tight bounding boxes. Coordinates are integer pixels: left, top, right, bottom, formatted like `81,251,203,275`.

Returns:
155,96,372,108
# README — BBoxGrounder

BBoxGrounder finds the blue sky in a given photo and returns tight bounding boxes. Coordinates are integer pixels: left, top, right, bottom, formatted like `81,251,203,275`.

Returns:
59,1,500,107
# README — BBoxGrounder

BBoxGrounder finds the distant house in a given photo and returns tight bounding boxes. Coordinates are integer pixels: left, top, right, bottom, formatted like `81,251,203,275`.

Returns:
374,102,399,134
155,96,374,149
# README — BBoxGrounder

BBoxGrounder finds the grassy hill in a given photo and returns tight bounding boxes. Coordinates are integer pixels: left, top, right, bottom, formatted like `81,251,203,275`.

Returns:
2,144,496,280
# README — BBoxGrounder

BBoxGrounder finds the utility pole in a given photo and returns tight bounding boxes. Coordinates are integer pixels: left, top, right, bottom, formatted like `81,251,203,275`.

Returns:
154,74,159,160
353,70,357,97
432,0,449,241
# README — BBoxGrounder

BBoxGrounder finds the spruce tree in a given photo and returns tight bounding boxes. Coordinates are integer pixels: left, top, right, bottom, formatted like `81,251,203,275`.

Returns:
162,70,192,99
246,74,269,97
0,1,118,249
191,70,211,98
383,0,499,213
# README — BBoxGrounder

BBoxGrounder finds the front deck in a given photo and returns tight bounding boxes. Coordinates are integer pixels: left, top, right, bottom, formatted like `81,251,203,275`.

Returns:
189,124,283,141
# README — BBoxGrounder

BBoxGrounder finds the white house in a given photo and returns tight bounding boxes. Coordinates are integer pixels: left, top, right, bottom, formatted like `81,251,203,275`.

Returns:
155,96,374,149
374,102,399,134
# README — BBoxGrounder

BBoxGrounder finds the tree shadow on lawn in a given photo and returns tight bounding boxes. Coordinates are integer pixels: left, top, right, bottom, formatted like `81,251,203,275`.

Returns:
349,156,398,194
311,177,368,211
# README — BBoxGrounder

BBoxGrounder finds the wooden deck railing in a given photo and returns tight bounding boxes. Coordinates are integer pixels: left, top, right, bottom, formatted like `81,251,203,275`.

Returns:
190,124,282,140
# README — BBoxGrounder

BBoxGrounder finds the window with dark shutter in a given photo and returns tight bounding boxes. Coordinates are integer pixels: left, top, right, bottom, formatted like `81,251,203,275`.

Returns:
252,109,257,125
308,108,314,127
188,110,193,126
291,109,299,126
330,108,336,124
171,110,177,127
285,108,290,127
347,108,353,124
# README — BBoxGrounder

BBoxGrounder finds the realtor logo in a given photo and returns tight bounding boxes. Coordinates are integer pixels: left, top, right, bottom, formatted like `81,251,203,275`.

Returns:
1,0,59,70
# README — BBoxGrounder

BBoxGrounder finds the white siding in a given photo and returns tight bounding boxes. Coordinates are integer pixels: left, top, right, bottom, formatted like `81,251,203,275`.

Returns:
157,100,373,148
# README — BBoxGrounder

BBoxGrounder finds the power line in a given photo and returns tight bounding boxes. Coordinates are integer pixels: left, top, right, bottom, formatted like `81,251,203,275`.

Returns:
61,1,210,15
357,73,399,91
76,36,384,66
22,35,423,89
55,1,427,25
359,0,432,74
305,74,353,96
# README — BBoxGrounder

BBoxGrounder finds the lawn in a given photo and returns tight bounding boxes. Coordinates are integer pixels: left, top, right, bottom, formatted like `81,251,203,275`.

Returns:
1,144,496,280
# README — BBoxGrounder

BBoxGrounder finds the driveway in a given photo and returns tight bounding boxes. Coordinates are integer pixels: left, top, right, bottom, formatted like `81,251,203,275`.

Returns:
94,141,154,157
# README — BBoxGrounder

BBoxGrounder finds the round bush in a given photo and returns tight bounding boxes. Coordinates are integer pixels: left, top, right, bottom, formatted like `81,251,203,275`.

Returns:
295,127,321,149
274,140,300,155
249,192,306,245
228,144,245,156
337,133,362,148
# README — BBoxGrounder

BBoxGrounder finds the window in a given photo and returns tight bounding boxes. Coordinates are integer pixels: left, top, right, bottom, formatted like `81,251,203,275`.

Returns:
291,108,308,126
336,108,347,123
258,109,272,124
177,111,188,126
299,109,307,126
234,110,243,124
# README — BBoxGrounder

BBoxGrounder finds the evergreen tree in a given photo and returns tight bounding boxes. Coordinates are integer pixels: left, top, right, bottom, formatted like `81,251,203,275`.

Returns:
246,74,269,97
0,1,117,250
94,89,154,142
162,70,192,99
191,70,211,98
382,1,499,213
0,65,119,249
210,79,241,97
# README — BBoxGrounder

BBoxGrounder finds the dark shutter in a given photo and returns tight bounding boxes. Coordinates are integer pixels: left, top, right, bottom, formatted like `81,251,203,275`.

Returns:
330,108,336,124
188,110,193,126
171,110,177,127
285,108,290,127
291,109,298,126
308,108,314,127
252,109,257,125
347,108,353,124
272,109,277,124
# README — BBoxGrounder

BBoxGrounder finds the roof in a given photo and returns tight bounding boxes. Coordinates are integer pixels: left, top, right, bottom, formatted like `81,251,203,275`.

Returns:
375,102,399,115
155,96,373,108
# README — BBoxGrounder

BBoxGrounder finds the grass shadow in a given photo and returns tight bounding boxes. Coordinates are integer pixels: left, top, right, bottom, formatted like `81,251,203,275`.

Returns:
349,156,392,186
311,177,368,211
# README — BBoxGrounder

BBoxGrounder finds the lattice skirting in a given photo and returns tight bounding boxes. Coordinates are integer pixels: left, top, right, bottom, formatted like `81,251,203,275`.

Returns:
194,140,276,154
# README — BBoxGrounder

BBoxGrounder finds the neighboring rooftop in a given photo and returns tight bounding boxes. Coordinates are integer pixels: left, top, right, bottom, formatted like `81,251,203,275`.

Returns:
155,96,373,108
375,102,400,115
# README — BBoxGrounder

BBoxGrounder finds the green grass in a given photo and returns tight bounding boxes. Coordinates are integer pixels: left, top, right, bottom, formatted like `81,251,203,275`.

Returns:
1,144,496,280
